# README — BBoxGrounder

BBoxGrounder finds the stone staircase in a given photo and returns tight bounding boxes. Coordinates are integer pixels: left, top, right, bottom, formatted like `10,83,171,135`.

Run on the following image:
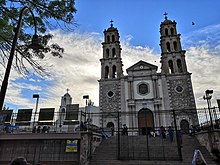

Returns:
89,135,217,165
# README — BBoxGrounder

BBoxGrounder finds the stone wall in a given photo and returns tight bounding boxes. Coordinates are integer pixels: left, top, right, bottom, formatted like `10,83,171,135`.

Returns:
0,132,102,165
195,130,220,158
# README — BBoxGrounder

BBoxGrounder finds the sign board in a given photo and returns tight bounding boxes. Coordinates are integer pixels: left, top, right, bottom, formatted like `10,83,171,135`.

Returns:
65,104,79,121
39,108,55,121
16,109,32,126
16,109,32,121
65,140,78,152
0,110,13,124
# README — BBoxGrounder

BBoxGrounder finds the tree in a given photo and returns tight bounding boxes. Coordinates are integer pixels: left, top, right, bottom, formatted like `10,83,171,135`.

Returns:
0,0,77,77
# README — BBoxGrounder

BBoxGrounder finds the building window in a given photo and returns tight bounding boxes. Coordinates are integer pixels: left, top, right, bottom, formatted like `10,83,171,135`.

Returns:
177,59,183,73
171,28,174,35
165,28,169,36
107,91,114,98
166,42,171,52
112,35,115,42
112,48,116,57
105,66,109,79
175,85,184,93
138,83,149,95
168,60,174,73
106,49,109,58
112,65,117,78
173,41,178,51
107,35,110,43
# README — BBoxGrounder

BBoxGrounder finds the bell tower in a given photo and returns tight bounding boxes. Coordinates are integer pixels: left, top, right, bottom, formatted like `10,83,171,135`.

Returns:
99,20,123,128
160,13,199,126
160,13,188,75
100,20,123,79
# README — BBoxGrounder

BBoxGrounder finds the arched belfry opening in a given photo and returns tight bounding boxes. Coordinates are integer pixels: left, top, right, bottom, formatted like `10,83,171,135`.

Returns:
165,28,169,36
106,49,109,58
166,42,171,52
171,28,174,35
105,66,109,79
112,48,116,57
138,109,154,135
177,59,183,73
112,65,117,78
168,60,174,73
107,35,110,43
112,35,115,42
173,41,178,51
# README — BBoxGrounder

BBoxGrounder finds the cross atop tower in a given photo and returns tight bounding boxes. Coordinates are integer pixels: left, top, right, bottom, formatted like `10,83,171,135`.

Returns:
163,12,168,20
110,19,114,27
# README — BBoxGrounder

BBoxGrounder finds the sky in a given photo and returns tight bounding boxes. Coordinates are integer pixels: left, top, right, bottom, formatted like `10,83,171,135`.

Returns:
1,0,220,112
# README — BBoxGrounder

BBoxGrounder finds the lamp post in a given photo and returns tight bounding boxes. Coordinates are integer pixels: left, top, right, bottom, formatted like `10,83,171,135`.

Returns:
203,89,214,130
33,94,39,129
83,95,89,131
0,6,43,111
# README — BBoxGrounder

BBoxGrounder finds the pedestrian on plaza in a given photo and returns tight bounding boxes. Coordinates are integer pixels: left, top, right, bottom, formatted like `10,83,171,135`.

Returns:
168,126,174,142
36,126,41,133
160,126,166,139
111,126,114,136
177,130,183,147
122,124,128,136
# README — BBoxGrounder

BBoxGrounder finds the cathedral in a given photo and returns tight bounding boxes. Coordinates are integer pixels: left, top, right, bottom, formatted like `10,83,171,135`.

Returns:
99,15,199,135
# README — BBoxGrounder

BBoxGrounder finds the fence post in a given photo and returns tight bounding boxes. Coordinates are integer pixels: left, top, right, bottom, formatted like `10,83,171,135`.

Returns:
172,109,182,161
117,111,120,159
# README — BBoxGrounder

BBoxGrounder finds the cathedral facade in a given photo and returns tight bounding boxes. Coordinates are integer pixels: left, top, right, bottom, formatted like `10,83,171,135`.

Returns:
99,16,199,134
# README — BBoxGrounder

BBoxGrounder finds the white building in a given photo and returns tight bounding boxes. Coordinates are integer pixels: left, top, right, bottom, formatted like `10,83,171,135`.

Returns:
99,16,199,135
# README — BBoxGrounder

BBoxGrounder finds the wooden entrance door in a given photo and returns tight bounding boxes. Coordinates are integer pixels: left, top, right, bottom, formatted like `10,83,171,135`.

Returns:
138,109,154,135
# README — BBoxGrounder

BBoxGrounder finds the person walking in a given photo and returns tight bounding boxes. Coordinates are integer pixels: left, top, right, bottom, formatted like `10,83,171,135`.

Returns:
160,126,166,139
168,126,174,142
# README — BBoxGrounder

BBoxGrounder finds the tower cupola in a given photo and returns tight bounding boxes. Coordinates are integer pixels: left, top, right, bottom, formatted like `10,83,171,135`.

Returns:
100,20,123,79
160,13,188,75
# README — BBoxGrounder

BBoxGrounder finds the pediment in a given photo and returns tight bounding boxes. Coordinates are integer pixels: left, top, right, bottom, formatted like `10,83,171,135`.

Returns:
126,60,158,72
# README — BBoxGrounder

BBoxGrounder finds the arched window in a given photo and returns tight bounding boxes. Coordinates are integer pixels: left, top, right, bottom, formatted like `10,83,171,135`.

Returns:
106,49,109,58
105,66,109,79
166,42,171,52
112,35,115,42
177,59,183,73
112,65,117,78
173,41,178,51
171,28,174,35
107,35,110,43
112,48,116,57
168,60,174,73
165,28,169,36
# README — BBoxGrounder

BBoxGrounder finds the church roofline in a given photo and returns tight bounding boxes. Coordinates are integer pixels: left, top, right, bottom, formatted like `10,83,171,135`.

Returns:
126,60,158,72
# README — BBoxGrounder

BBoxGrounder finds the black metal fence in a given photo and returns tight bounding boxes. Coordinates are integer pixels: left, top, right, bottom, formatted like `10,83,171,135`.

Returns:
0,107,219,161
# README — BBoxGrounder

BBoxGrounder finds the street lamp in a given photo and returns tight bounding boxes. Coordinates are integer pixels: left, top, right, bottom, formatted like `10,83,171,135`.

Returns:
203,89,214,130
83,95,89,131
33,94,40,128
0,6,44,111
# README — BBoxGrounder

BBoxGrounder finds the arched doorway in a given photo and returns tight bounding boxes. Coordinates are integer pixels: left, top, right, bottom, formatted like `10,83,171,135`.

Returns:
107,122,114,136
138,109,154,135
180,119,189,134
